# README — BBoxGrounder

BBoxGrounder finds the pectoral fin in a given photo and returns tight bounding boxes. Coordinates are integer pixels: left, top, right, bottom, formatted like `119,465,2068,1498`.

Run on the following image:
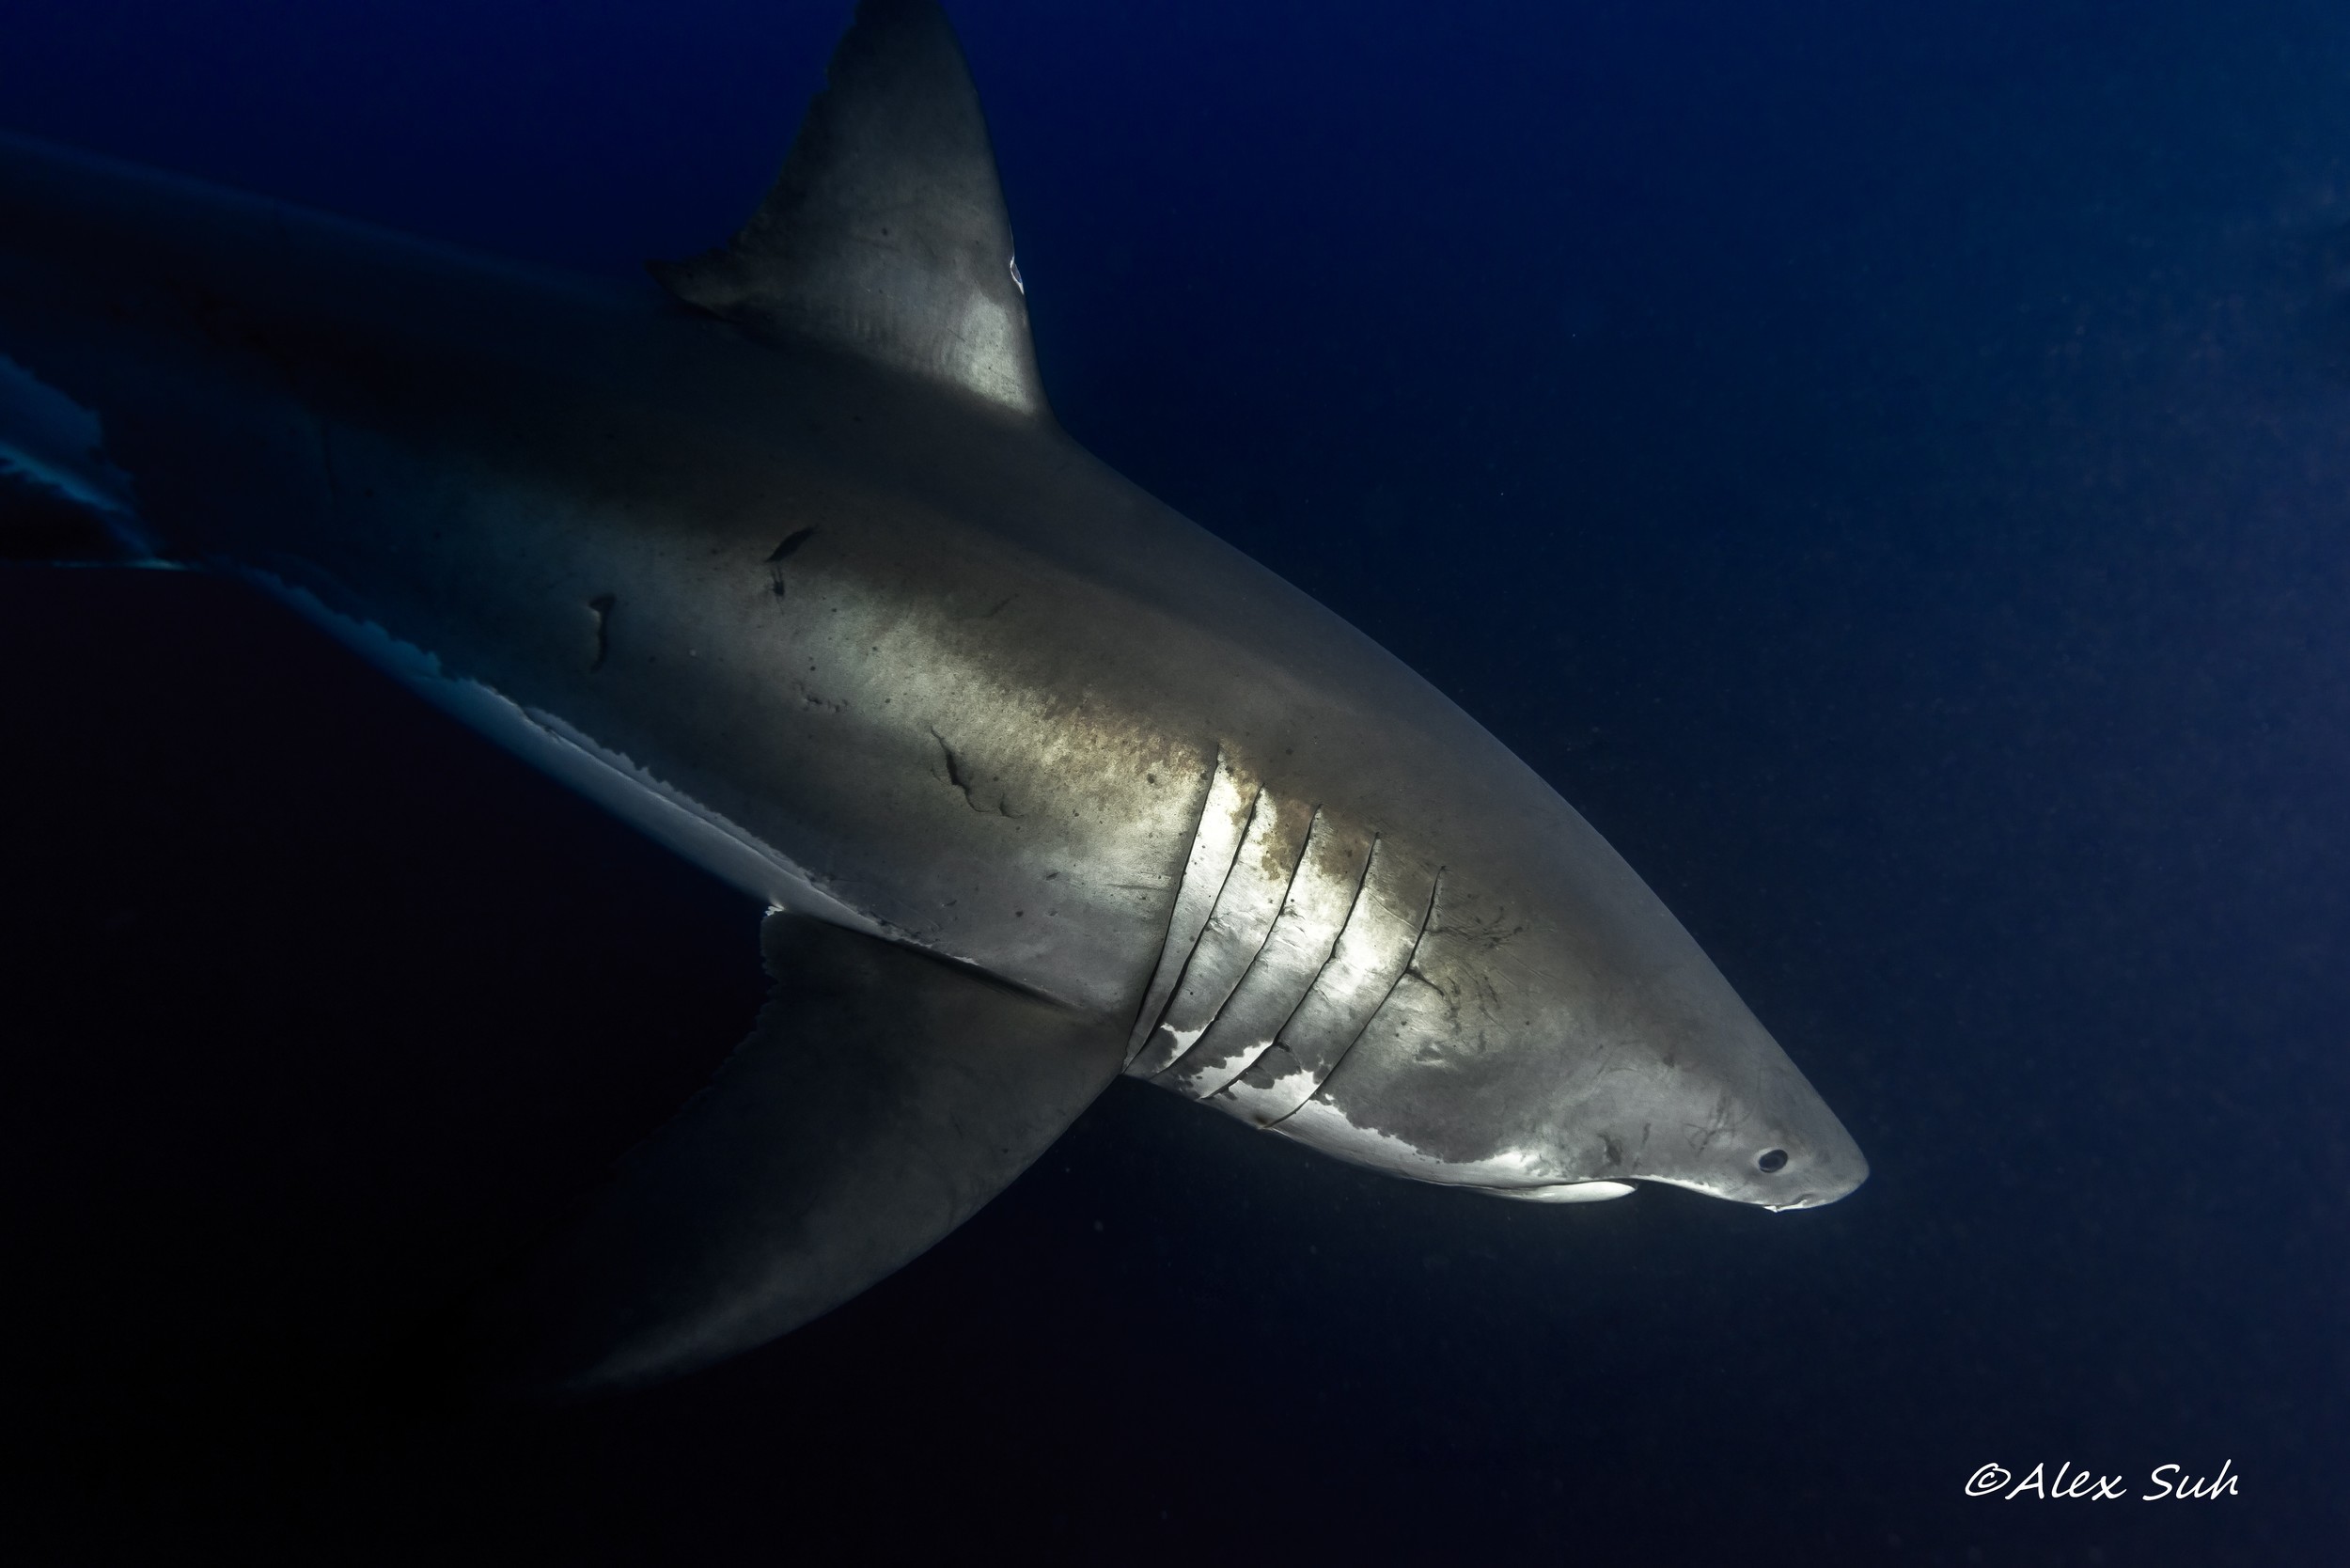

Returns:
475,913,1121,1399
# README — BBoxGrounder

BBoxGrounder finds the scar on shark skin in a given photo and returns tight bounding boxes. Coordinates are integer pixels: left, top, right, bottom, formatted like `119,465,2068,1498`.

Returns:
765,526,818,599
930,728,1016,817
588,592,616,671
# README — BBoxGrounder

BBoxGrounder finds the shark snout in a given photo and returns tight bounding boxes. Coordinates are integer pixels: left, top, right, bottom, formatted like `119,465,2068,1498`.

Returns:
1748,1105,1870,1211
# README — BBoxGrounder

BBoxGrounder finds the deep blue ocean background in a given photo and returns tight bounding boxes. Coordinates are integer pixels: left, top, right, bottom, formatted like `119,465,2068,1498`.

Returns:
3,1,2345,1562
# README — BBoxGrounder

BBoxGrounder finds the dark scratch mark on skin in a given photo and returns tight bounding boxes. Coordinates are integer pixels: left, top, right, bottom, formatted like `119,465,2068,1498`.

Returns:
1448,912,1525,951
930,728,1017,817
1682,1094,1746,1152
766,526,818,600
588,593,615,672
317,416,342,521
948,591,1018,621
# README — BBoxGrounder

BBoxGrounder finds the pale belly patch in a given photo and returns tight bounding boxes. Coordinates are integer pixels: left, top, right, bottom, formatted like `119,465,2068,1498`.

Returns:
248,569,883,934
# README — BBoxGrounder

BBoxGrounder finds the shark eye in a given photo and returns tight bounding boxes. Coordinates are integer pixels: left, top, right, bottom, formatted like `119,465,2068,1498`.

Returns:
1756,1149,1789,1173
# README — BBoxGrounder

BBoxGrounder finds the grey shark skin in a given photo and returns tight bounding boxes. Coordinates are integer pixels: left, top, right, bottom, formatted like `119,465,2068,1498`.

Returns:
0,0,1864,1394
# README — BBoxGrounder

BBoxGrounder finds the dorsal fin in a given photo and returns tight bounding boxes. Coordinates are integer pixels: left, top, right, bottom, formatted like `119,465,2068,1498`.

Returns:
651,0,1049,419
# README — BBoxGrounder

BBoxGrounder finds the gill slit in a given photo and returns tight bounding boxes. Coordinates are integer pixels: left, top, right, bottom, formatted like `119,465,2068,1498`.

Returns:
1184,828,1382,1098
1126,784,1268,1074
1125,757,1254,1061
1152,804,1327,1084
1264,865,1445,1127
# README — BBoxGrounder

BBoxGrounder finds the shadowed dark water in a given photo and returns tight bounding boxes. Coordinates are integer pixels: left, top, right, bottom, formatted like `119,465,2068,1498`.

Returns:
3,1,2345,1562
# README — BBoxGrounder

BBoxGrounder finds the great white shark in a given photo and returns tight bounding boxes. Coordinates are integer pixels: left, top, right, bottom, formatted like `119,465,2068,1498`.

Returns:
0,0,1866,1396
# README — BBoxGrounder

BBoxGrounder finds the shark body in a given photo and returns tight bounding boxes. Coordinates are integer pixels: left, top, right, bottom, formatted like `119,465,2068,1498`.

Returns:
0,0,1864,1394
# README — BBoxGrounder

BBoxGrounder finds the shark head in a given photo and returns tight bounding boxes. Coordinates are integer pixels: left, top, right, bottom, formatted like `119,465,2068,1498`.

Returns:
1264,886,1872,1211
1505,968,1872,1214
1143,759,1872,1214
1266,912,1871,1211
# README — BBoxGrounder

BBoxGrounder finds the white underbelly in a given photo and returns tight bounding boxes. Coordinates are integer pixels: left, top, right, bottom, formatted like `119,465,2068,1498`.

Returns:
252,569,882,934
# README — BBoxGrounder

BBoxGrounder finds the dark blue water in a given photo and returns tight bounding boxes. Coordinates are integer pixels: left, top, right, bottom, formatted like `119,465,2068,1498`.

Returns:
3,1,2344,1562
